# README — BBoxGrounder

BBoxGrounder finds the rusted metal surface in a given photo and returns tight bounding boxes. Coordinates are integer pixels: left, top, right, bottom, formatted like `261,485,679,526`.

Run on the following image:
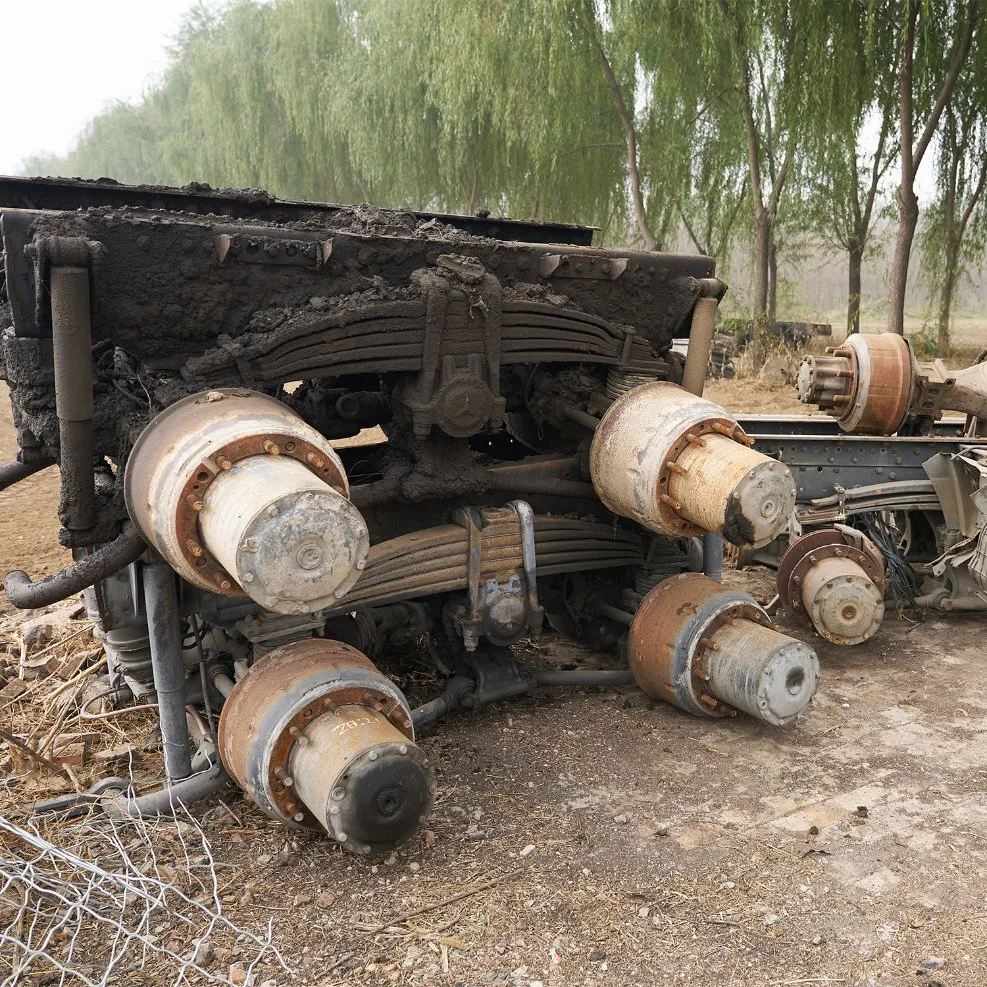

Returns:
291,707,434,853
0,174,595,245
627,572,819,725
680,295,718,397
797,333,914,435
124,389,362,610
199,456,368,613
218,639,432,852
589,382,795,548
215,232,333,268
323,512,642,616
778,526,886,645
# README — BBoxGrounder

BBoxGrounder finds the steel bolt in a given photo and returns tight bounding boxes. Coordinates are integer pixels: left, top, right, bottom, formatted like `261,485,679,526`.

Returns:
263,439,281,455
267,505,279,518
185,494,204,511
217,456,233,471
186,539,204,557
399,744,409,755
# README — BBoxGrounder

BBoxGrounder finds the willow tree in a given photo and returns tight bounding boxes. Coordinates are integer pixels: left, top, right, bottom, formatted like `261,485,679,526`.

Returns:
794,0,899,334
333,0,631,226
613,0,748,266
631,0,802,323
922,43,987,354
887,0,982,335
25,1,370,203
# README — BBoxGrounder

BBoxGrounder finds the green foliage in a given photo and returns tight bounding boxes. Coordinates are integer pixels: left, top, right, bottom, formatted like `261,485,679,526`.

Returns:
18,0,987,329
920,20,987,352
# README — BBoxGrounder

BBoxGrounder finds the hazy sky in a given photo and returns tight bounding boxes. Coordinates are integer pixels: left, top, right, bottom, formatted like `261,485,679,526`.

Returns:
0,0,200,175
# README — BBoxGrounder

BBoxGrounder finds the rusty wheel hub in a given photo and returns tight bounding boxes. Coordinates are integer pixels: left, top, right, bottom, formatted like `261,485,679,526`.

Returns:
796,333,914,435
218,639,435,854
777,526,886,645
628,572,819,726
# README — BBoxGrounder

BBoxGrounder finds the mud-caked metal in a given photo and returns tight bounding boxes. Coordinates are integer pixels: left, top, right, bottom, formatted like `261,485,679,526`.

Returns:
589,382,796,549
627,572,820,726
218,639,435,854
124,389,369,614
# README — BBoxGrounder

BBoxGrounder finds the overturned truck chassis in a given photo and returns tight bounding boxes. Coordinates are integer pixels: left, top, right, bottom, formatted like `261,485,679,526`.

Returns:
1,177,978,852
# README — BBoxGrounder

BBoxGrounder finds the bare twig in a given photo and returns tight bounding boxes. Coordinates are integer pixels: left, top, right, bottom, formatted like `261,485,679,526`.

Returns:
365,867,526,934
0,729,79,790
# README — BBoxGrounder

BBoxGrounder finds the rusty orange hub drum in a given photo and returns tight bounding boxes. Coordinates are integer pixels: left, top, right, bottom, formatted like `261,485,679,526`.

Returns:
796,333,914,435
218,639,435,854
628,572,820,726
589,382,796,549
777,526,886,645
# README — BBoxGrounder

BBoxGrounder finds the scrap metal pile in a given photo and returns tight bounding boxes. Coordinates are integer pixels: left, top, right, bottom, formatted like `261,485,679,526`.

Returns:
1,177,984,854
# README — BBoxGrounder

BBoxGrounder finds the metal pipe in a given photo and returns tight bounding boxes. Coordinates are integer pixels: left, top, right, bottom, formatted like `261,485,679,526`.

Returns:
591,601,634,627
3,522,146,609
681,293,719,398
50,261,96,530
560,404,602,431
411,695,453,729
112,759,229,818
211,670,236,698
143,560,192,780
702,532,724,582
0,458,54,492
485,473,598,498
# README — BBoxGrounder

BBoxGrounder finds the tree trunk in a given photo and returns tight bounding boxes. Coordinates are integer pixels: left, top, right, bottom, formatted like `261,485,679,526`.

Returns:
847,243,863,335
593,39,658,252
937,274,954,356
752,207,770,322
888,184,919,335
937,242,960,356
767,237,778,327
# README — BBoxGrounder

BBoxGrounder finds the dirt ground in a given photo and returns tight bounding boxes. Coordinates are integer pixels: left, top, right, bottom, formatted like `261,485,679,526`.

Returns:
2,371,987,986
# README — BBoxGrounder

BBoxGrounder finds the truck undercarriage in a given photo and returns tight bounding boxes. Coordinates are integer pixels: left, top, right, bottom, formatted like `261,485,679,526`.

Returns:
2,177,984,854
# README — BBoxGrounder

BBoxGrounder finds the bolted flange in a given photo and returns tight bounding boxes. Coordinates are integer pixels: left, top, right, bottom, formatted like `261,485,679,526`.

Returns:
627,572,820,726
796,333,914,435
777,526,886,645
218,639,435,854
589,382,795,549
124,388,368,614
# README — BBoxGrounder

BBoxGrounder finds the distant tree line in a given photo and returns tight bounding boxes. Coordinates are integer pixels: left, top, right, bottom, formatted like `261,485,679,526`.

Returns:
23,0,987,351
